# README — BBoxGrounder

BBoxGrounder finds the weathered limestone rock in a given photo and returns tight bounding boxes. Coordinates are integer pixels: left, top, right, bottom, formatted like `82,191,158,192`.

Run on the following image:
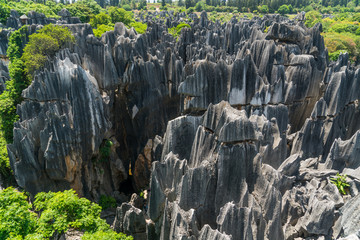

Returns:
2,10,360,240
292,62,360,161
113,203,147,240
147,102,284,239
8,56,111,196
0,60,9,94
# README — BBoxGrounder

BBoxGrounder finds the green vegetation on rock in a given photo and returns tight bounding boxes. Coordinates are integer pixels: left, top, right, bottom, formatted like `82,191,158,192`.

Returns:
0,187,37,240
168,22,191,40
90,7,147,37
22,24,75,78
99,194,117,210
82,231,133,240
0,187,132,239
0,24,74,181
330,173,350,195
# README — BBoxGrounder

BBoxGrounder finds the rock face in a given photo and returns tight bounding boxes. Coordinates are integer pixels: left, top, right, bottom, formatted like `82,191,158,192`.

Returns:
3,10,360,239
5,9,81,30
0,60,9,94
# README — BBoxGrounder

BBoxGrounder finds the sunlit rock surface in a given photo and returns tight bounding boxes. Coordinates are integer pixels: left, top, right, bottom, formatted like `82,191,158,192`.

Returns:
3,10,360,240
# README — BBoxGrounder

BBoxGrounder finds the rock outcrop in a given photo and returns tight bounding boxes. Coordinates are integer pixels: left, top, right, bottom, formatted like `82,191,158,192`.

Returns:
2,9,360,240
0,60,9,94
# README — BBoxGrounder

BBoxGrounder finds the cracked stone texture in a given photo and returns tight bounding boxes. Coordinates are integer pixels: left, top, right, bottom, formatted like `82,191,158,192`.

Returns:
2,9,360,240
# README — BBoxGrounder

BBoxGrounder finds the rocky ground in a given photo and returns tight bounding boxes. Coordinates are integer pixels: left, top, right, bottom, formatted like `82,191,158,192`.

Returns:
1,9,360,240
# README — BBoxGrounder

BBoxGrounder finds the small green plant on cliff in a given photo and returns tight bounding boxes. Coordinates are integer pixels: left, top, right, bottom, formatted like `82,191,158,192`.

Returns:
22,24,75,79
0,187,132,239
168,22,191,40
330,173,350,195
0,26,28,181
0,24,75,181
99,139,113,162
99,195,117,210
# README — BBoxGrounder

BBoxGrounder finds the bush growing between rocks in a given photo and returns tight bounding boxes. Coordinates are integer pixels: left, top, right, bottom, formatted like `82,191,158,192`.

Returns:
168,22,191,39
99,195,117,209
0,187,132,239
330,173,350,195
22,24,75,78
90,7,147,37
82,231,133,240
0,24,74,181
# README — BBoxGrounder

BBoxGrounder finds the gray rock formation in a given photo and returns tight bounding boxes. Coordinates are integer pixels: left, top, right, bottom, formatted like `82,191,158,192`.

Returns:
2,9,360,240
148,102,285,239
113,203,147,240
5,9,81,30
0,60,9,94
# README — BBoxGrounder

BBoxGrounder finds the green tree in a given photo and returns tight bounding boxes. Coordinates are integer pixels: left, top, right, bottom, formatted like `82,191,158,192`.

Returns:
168,22,191,39
138,0,146,10
65,0,102,22
22,24,75,78
278,4,290,15
305,10,322,28
82,231,133,240
0,25,74,181
34,190,110,238
108,6,134,25
0,2,10,24
0,187,37,239
258,4,269,13
93,24,114,37
22,34,59,75
0,188,132,239
185,0,193,8
90,12,112,28
195,1,204,11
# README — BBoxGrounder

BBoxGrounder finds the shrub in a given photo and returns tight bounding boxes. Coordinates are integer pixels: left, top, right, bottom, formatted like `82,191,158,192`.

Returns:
93,24,114,37
305,10,322,28
195,1,204,12
82,231,133,240
0,2,10,25
0,132,11,179
0,188,132,239
34,190,110,238
168,22,191,39
323,32,359,62
330,22,358,34
99,139,113,162
329,50,348,61
258,4,269,13
108,6,134,25
0,187,37,239
7,26,28,62
130,21,147,34
99,195,117,210
330,173,350,195
65,0,102,22
90,12,111,28
278,4,290,15
122,4,132,11
22,24,75,78
0,59,24,142
187,7,194,13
